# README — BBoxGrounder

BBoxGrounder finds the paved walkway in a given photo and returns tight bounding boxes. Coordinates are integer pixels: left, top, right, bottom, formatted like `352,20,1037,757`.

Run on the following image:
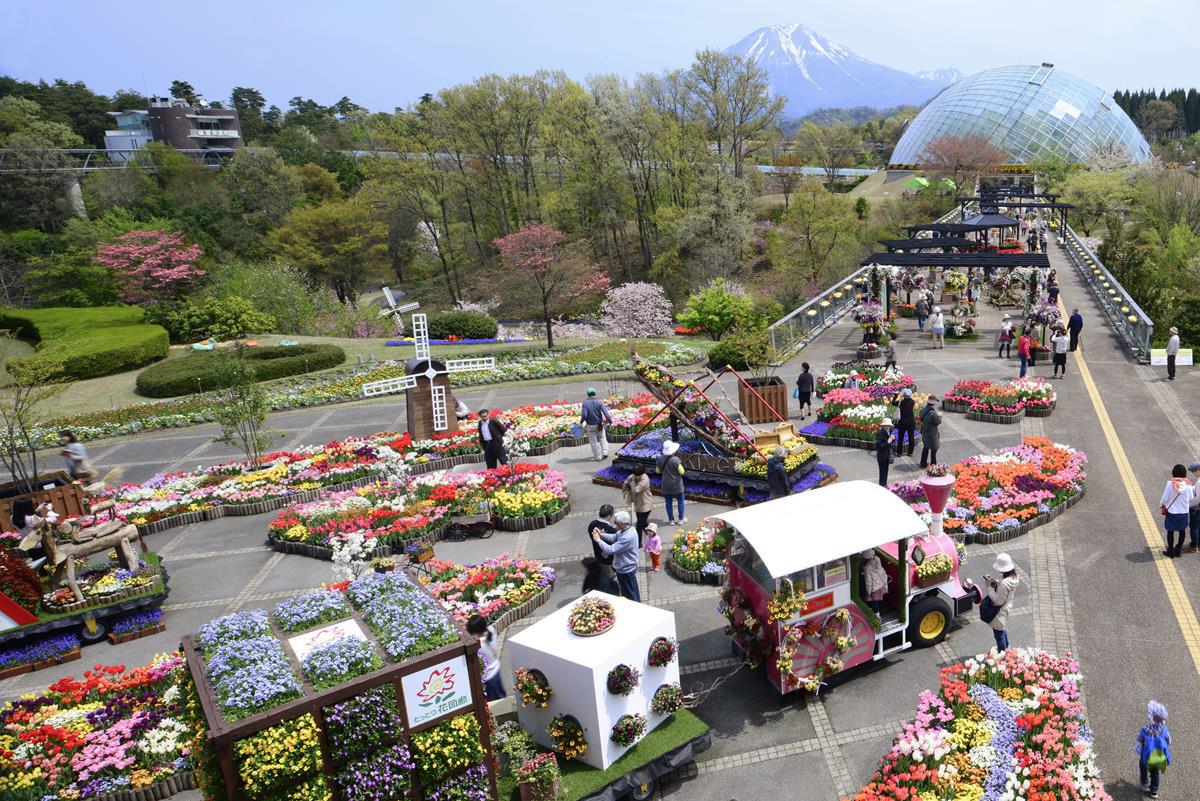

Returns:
5,237,1200,800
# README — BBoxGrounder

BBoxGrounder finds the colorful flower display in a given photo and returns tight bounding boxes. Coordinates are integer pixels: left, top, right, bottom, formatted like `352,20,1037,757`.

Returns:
605,664,641,696
301,635,383,690
816,361,916,397
850,648,1111,801
0,631,80,672
610,713,648,747
409,714,484,784
888,437,1085,538
425,553,555,624
549,715,588,761
670,522,728,574
0,653,192,801
568,597,616,636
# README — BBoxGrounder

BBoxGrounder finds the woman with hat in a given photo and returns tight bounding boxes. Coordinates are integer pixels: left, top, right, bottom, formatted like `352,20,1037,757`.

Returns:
875,419,895,487
895,388,916,457
998,313,1014,359
984,552,1019,651
1166,326,1180,381
929,306,945,349
656,440,687,525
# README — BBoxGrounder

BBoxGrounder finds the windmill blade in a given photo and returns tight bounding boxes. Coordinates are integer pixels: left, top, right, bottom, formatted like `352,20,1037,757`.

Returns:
378,301,420,318
362,374,418,398
430,385,448,431
383,286,398,307
445,357,496,372
412,313,430,361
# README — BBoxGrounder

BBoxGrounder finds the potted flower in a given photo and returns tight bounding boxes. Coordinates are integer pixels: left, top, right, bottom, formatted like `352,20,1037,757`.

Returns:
548,715,587,760
610,713,648,747
514,668,553,708
647,637,678,667
919,464,956,516
606,663,641,696
516,752,561,801
914,552,954,587
651,683,683,715
568,597,616,636
372,555,398,573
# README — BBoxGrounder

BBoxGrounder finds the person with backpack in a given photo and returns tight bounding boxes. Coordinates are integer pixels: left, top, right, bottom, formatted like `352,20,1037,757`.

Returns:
981,552,1019,651
1136,700,1171,798
1161,463,1194,558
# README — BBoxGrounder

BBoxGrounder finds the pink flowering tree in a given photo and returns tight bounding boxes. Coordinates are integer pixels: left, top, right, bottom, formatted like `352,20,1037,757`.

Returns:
94,230,204,304
493,223,609,348
600,282,674,337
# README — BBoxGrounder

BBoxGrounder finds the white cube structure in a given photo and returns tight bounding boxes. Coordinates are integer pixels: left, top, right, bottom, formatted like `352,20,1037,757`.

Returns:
507,591,681,770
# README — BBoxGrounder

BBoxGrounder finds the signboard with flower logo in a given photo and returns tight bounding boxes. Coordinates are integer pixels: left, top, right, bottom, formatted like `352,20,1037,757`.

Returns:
287,618,369,663
402,654,473,727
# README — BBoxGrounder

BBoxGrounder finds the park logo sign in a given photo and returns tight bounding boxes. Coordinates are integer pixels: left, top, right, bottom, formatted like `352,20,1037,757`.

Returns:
402,654,474,727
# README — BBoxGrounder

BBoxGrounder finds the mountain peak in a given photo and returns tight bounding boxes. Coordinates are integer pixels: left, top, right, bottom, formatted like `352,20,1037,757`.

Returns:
725,23,958,118
917,67,964,84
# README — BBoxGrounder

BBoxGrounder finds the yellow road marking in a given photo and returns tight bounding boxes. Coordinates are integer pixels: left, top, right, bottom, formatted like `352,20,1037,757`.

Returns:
1071,313,1200,670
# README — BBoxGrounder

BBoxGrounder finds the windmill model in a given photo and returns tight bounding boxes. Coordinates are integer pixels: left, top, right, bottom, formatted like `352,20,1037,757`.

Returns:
362,290,496,441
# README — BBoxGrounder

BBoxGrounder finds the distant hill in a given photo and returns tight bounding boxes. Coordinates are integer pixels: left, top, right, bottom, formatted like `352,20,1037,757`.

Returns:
724,23,958,119
795,105,919,128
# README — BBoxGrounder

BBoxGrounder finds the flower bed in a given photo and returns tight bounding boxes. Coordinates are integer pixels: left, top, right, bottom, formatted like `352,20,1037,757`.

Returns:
815,361,915,398
33,346,700,447
425,553,556,627
593,462,837,507
669,522,729,580
944,377,1056,420
568,597,615,636
108,608,167,644
0,653,195,800
0,631,81,678
888,437,1086,544
849,648,1110,801
266,465,568,556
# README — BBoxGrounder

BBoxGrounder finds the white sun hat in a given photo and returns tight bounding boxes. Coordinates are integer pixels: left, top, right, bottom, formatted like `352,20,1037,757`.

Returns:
992,553,1016,573
662,440,680,456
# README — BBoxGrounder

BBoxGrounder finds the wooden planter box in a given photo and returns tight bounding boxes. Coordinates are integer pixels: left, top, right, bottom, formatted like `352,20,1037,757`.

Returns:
108,621,167,645
737,377,788,424
914,571,951,588
855,347,882,360
966,408,1024,424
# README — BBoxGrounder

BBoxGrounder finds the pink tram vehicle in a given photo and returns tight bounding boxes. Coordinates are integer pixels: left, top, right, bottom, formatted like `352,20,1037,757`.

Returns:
710,480,977,693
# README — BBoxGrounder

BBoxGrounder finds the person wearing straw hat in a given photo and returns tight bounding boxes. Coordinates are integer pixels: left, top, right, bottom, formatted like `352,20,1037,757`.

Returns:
1166,327,1180,381
983,553,1019,651
656,440,687,525
875,419,895,487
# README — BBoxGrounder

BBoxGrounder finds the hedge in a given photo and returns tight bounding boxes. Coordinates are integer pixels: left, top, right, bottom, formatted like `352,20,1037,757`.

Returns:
135,344,346,398
427,311,498,340
0,306,170,381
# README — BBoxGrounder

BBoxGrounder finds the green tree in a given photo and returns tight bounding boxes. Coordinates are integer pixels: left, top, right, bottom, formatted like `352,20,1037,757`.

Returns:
209,353,280,467
230,86,272,143
794,122,863,188
220,147,300,229
292,162,342,205
685,49,784,178
0,335,64,494
766,179,864,303
1061,170,1130,236
677,277,755,340
269,199,387,305
169,80,200,105
209,261,316,335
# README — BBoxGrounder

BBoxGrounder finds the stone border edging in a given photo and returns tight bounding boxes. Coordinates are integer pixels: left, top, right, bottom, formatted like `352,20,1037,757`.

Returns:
666,556,725,585
966,486,1086,545
489,583,555,633
966,409,1024,425
108,621,168,645
941,400,1055,421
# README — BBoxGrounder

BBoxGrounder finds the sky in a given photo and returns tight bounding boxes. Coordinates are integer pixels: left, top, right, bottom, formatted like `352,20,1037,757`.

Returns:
1,0,1192,112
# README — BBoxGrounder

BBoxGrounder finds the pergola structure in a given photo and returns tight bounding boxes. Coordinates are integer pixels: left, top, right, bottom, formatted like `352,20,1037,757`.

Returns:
860,251,1051,316
956,194,1074,232
878,237,977,252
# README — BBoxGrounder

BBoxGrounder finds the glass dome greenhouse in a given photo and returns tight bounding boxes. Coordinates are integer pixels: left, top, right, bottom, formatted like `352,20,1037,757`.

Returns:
890,63,1152,166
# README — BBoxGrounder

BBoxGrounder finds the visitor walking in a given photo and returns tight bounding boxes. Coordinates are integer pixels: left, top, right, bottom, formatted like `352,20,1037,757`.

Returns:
643,522,663,572
918,397,942,468
476,410,509,469
875,419,895,487
656,441,687,525
587,504,617,566
580,388,613,461
795,362,815,419
592,511,641,601
622,464,653,544
467,615,506,701
1136,700,1171,799
998,314,1014,358
984,553,1019,651
915,296,929,332
59,431,96,482
883,334,898,370
1068,309,1083,352
1047,282,1060,305
895,388,917,457
1166,327,1180,381
580,556,619,596
1189,461,1200,553
1051,325,1070,378
1161,463,1193,558
767,447,791,498
929,307,945,349
1017,330,1032,378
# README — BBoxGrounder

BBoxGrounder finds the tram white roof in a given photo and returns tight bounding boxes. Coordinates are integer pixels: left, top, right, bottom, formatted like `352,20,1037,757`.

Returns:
707,480,927,578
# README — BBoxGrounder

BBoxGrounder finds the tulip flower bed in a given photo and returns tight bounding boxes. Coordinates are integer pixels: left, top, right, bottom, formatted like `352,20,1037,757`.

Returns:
799,388,923,449
425,553,556,627
815,361,916,398
613,426,819,479
31,345,699,447
888,437,1086,544
850,648,1110,801
943,377,1056,421
0,653,197,801
667,522,731,583
266,465,568,558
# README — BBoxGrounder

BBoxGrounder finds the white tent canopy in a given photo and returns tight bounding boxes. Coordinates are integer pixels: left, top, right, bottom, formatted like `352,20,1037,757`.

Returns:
708,480,928,579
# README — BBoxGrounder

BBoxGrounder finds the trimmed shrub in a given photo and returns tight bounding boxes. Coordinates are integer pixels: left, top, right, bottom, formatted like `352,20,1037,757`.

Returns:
135,343,345,398
146,296,277,343
426,311,498,340
707,327,771,371
0,306,169,380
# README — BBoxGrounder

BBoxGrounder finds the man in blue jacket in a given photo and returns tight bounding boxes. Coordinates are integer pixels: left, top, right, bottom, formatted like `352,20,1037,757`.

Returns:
592,511,641,601
580,388,613,461
1067,309,1083,352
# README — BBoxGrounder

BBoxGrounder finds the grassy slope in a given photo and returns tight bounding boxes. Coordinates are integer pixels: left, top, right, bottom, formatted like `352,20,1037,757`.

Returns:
39,335,714,419
0,338,36,385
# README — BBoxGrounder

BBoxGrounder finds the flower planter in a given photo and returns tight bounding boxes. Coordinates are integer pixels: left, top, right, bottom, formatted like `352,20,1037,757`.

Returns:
919,475,956,514
519,779,560,801
914,571,951,588
855,347,881,360
666,556,725,585
0,663,33,679
966,408,1024,424
737,376,789,424
968,486,1086,545
32,647,81,671
108,621,167,644
1023,402,1055,418
90,769,196,801
939,399,972,414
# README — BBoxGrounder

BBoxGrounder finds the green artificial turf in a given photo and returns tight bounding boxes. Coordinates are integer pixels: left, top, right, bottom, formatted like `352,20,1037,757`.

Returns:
497,709,709,801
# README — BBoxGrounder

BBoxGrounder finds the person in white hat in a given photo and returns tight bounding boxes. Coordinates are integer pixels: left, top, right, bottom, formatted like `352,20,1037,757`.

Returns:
998,313,1014,359
1166,327,1180,381
656,441,687,525
875,419,895,487
929,306,945,349
983,553,1019,650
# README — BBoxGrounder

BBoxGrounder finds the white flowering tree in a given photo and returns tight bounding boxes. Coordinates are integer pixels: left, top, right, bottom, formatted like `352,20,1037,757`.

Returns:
600,282,674,337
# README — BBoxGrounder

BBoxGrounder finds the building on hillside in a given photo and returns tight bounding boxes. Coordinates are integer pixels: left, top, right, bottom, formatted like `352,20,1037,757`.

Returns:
103,111,153,163
146,97,244,150
889,63,1152,167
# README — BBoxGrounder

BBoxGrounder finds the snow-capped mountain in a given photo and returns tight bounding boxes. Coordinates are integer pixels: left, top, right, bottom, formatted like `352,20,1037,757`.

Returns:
724,23,958,118
916,68,964,84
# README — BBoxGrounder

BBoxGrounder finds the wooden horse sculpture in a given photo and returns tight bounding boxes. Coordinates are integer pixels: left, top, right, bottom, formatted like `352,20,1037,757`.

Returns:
38,517,141,603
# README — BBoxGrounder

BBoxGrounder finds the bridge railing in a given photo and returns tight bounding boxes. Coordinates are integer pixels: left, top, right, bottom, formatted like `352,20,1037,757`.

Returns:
1057,222,1154,362
0,148,237,172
